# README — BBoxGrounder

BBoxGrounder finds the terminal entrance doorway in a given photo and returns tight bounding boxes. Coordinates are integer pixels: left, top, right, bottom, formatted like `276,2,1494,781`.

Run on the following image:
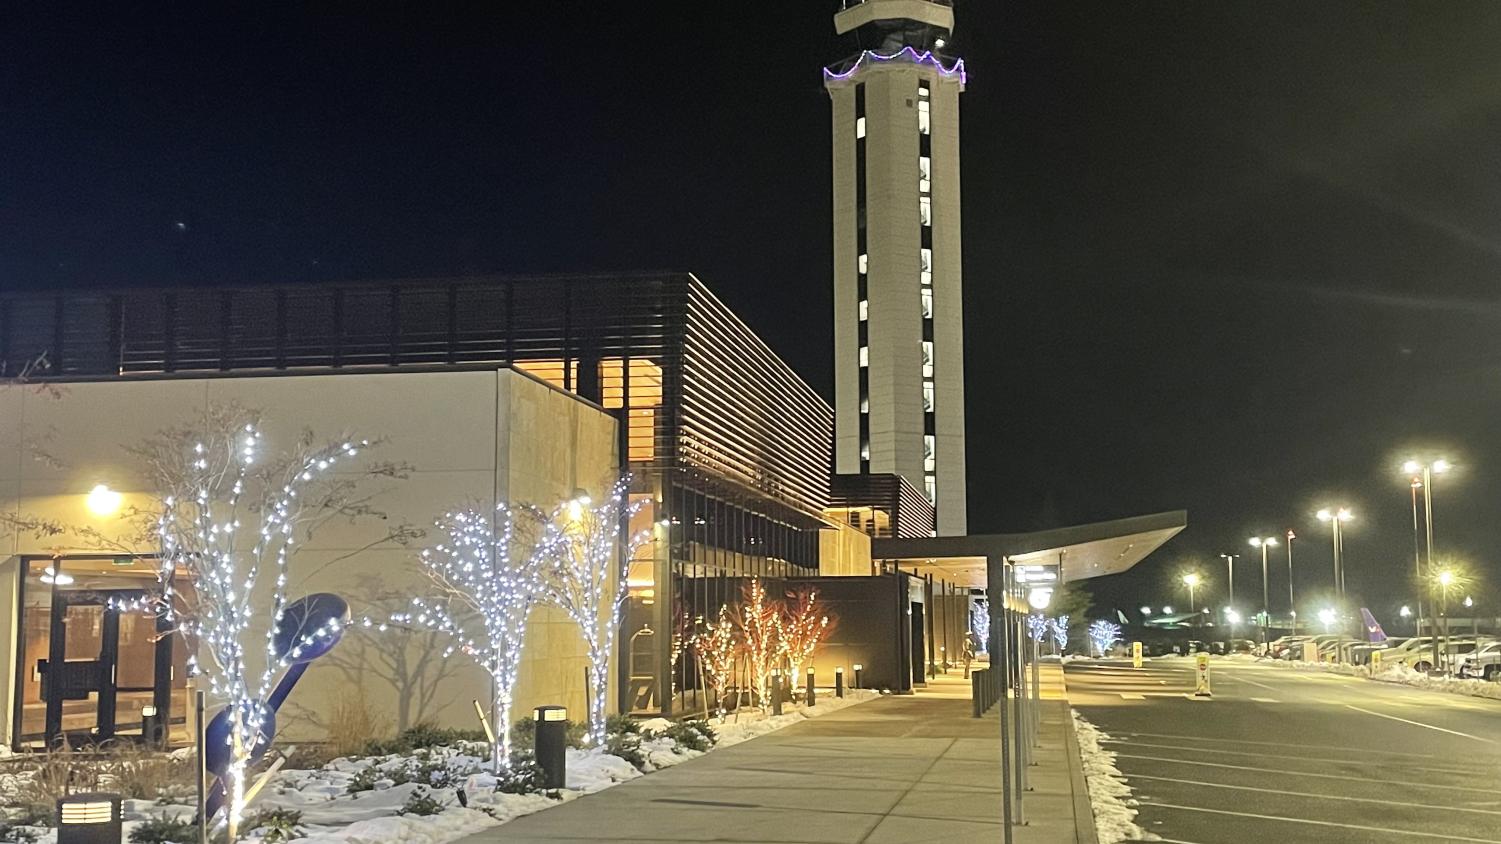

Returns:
13,556,191,749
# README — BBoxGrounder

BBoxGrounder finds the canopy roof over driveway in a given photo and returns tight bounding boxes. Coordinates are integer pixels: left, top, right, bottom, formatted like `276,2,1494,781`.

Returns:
871,510,1188,589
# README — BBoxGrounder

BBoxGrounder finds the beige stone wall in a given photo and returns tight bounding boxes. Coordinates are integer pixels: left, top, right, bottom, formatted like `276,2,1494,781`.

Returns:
818,520,874,577
0,368,619,745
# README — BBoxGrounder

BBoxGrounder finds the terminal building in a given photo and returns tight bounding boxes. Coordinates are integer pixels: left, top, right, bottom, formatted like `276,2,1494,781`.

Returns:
0,1,1185,750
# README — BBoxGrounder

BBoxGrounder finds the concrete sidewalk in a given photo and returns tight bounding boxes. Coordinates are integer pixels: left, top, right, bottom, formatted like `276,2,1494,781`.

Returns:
456,667,1096,844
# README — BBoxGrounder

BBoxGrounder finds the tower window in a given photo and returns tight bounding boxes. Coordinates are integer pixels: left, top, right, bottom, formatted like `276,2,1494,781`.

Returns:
920,248,932,271
859,346,869,367
924,474,936,503
921,269,932,287
859,253,868,274
921,341,934,377
860,396,869,413
919,195,931,227
919,156,931,194
923,380,935,412
859,299,868,321
861,441,871,461
921,288,933,318
924,434,936,472
856,116,866,139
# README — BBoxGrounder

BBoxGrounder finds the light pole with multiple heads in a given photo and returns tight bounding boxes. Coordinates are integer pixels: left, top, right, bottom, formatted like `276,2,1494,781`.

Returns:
1316,507,1353,598
1404,458,1450,643
1248,536,1279,648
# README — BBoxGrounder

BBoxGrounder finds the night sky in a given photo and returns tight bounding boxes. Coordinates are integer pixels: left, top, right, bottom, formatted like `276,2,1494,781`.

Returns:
6,3,1501,624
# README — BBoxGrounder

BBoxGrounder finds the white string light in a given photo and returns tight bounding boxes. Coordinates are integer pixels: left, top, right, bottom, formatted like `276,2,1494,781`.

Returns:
365,503,546,771
537,477,647,746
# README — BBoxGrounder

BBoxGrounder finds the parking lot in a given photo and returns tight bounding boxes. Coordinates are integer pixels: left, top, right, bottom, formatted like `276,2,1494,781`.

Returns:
1068,656,1501,843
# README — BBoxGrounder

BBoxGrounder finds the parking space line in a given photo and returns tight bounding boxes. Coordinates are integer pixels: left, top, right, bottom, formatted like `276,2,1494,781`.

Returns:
1114,753,1500,794
1142,802,1501,842
1249,696,1278,703
1345,705,1496,743
1127,773,1501,817
1118,730,1437,758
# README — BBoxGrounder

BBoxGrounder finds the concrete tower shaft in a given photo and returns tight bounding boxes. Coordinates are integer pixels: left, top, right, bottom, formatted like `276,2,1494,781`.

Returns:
827,0,967,536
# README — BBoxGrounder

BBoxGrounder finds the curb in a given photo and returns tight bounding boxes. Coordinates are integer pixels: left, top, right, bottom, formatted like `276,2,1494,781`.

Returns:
1057,669,1101,844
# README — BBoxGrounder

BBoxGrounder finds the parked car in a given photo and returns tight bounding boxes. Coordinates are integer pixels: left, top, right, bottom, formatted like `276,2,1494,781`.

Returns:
1456,641,1501,679
1384,636,1490,672
1316,637,1364,662
1271,636,1313,660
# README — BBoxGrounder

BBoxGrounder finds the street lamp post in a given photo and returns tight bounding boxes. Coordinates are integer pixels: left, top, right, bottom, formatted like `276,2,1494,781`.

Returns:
1436,570,1455,673
1182,573,1200,628
1249,536,1279,649
1404,458,1450,666
1286,530,1296,635
1220,554,1237,612
1316,508,1353,661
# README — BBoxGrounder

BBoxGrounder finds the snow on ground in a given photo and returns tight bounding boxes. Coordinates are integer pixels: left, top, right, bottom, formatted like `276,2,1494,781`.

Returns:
1,690,879,844
1070,710,1159,843
712,688,882,747
1279,657,1501,700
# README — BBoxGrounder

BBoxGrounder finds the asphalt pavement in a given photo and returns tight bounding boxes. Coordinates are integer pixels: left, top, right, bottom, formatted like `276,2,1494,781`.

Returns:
1067,656,1501,843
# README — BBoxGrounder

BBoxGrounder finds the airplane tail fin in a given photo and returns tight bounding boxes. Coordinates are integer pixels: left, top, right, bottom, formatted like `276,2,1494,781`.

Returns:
1360,608,1388,644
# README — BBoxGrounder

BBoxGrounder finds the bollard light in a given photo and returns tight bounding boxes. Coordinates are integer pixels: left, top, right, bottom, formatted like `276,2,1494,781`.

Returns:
835,666,845,698
141,704,164,748
806,667,816,708
57,793,121,844
533,706,568,790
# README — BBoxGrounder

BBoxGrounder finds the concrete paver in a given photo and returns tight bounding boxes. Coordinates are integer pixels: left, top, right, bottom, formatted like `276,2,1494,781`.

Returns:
456,668,1093,844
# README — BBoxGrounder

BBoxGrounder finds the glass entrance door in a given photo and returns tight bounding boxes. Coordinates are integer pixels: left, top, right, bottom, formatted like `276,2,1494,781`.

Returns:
15,556,189,748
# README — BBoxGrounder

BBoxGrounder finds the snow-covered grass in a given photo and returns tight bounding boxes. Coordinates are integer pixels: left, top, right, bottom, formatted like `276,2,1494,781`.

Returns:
1,690,879,844
1070,710,1158,843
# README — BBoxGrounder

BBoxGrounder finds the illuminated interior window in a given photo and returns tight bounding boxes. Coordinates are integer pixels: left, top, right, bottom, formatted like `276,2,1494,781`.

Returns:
919,156,931,193
859,346,869,367
919,195,931,226
921,341,934,377
924,474,936,503
918,100,930,135
923,380,935,412
861,441,871,461
860,396,869,413
858,253,868,274
920,288,933,318
924,435,936,472
858,299,868,321
921,248,932,271
856,116,866,138
918,84,931,100
921,270,932,287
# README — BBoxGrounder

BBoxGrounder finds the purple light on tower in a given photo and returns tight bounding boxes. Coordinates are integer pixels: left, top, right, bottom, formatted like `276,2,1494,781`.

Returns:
823,46,967,85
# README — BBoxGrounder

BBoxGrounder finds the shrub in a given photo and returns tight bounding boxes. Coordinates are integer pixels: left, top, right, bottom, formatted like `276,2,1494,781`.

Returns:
345,766,382,794
407,756,473,789
7,746,101,826
603,732,647,772
326,697,390,759
280,743,336,771
657,719,715,753
494,756,547,794
102,744,195,800
605,714,640,736
245,808,304,844
0,823,39,844
397,787,446,817
128,815,196,844
509,717,587,755
361,721,489,756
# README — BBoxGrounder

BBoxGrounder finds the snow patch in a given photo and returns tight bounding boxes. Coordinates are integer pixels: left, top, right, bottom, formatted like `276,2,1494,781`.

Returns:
1071,710,1159,843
